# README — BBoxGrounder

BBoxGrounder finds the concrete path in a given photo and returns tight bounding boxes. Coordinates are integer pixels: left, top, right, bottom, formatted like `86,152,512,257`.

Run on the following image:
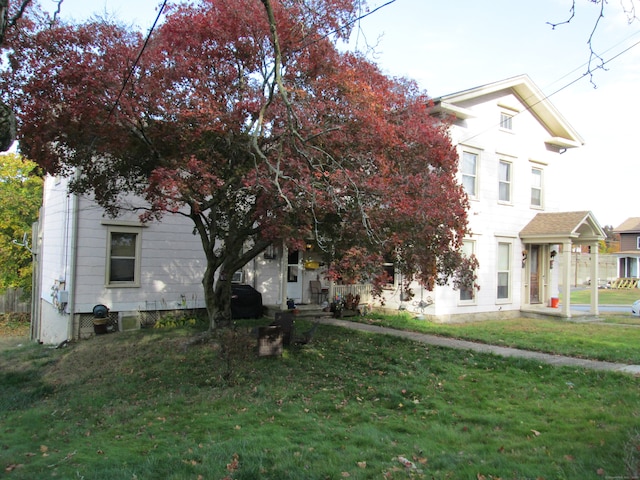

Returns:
314,317,640,375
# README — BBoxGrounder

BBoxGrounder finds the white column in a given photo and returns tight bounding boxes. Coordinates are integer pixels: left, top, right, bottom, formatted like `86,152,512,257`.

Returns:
562,242,572,317
590,242,599,316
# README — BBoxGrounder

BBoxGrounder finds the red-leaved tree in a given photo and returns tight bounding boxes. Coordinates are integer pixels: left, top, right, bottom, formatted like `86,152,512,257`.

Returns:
2,0,475,329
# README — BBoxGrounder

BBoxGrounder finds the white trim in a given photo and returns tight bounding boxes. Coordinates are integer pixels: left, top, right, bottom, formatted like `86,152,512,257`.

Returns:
105,225,142,288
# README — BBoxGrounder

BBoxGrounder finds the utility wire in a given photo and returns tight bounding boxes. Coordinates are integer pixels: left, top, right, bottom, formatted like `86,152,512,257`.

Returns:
106,0,168,120
458,35,640,145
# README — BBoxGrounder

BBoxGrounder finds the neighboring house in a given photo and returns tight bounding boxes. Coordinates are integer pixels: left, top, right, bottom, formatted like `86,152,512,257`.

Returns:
30,75,605,344
612,218,640,283
372,74,605,319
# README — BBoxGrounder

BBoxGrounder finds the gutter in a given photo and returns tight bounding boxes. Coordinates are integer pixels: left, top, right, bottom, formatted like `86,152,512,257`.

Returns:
66,168,80,341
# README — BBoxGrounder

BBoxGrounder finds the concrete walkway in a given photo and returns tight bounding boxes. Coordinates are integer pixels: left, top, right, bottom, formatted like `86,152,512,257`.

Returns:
314,317,640,375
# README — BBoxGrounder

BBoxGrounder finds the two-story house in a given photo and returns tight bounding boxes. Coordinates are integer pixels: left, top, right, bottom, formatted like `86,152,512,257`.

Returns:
30,75,605,344
365,74,605,320
613,218,640,285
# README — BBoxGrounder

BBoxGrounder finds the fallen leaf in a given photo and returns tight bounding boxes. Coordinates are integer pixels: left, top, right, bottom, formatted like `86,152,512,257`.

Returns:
39,445,48,453
596,468,605,476
530,429,541,436
341,472,350,477
357,461,367,468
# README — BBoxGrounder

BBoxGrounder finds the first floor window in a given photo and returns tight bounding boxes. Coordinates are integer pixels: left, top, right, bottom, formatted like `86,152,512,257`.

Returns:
497,242,511,300
107,228,141,286
460,240,476,302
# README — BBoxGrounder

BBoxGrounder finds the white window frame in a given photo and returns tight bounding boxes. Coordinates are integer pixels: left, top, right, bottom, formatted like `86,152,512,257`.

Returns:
106,226,142,287
531,167,543,208
461,150,479,199
459,239,476,304
637,236,640,250
496,241,512,303
498,159,512,204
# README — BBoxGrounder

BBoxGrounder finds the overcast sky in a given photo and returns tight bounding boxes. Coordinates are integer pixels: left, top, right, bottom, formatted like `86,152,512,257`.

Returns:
41,0,640,227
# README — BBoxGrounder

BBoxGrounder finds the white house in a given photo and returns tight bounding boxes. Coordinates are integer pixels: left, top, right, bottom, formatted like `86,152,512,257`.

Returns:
30,75,605,344
370,74,605,319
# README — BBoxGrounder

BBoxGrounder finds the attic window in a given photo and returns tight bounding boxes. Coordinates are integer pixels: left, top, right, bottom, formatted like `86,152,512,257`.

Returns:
500,112,513,130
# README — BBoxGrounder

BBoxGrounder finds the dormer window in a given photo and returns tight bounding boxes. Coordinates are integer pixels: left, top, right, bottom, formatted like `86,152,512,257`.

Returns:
500,112,513,130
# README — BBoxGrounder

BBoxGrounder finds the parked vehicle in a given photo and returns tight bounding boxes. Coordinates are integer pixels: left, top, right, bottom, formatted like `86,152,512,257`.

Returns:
631,299,640,317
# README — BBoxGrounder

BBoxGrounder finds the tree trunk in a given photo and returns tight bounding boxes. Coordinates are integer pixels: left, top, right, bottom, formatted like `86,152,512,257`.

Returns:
202,263,234,331
0,101,16,152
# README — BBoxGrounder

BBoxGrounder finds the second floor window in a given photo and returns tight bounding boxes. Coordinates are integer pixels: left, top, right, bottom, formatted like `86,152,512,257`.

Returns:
461,151,478,197
498,160,512,203
531,167,543,207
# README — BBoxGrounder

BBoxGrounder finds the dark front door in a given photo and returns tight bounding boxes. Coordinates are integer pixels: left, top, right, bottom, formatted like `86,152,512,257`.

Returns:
529,245,540,304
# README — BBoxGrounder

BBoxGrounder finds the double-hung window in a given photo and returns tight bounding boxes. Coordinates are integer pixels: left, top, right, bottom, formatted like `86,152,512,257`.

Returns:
498,160,512,203
461,151,478,198
497,242,511,301
459,240,476,303
106,227,141,287
531,167,543,208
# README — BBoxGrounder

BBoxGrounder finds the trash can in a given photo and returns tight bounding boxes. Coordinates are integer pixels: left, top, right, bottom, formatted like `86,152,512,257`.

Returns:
92,304,110,334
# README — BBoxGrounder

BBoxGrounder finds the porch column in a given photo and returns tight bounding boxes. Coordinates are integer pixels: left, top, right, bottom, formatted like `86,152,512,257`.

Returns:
590,241,599,316
280,243,288,310
561,241,572,317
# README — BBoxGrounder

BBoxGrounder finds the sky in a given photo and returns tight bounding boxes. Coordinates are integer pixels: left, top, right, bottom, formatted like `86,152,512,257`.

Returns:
38,0,640,228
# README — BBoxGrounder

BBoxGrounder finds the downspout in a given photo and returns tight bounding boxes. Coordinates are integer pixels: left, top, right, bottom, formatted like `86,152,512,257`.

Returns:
66,168,80,341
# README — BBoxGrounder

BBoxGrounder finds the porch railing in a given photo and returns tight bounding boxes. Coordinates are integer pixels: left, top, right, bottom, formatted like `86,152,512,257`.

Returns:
329,284,372,304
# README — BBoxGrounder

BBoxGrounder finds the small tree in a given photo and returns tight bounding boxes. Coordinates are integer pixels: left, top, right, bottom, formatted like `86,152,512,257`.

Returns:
2,0,474,328
0,153,42,296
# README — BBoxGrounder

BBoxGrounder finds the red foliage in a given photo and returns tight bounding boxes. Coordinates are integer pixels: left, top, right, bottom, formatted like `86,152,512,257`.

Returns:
1,0,474,321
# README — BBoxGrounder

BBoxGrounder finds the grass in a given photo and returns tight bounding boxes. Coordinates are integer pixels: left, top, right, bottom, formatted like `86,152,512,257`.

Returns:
568,288,640,305
358,313,640,364
1,318,639,479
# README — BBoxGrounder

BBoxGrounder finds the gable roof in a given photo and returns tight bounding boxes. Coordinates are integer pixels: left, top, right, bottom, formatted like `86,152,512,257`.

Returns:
520,211,605,244
613,217,640,233
430,74,584,149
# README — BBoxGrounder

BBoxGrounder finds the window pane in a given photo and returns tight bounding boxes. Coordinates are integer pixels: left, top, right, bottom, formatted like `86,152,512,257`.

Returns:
531,188,542,206
110,259,135,282
462,152,477,174
462,175,476,196
499,182,510,202
497,243,510,270
111,232,136,257
497,272,509,299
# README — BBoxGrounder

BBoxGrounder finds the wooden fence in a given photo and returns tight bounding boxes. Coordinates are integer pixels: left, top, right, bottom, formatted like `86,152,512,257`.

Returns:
0,288,30,314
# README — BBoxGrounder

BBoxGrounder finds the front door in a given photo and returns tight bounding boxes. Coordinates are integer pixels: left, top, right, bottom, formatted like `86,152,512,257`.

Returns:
529,245,540,304
286,250,303,302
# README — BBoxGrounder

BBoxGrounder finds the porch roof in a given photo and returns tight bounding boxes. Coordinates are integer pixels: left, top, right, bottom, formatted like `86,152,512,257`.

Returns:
519,211,605,244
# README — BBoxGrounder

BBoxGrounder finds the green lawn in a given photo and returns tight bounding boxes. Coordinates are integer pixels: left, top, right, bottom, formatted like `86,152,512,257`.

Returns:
568,287,640,305
359,314,640,364
1,320,639,479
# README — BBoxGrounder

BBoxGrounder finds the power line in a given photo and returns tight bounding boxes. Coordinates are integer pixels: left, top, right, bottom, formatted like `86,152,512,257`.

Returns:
106,0,167,120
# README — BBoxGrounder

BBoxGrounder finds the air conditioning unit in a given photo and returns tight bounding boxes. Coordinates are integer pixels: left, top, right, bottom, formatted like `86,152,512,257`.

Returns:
232,270,243,283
